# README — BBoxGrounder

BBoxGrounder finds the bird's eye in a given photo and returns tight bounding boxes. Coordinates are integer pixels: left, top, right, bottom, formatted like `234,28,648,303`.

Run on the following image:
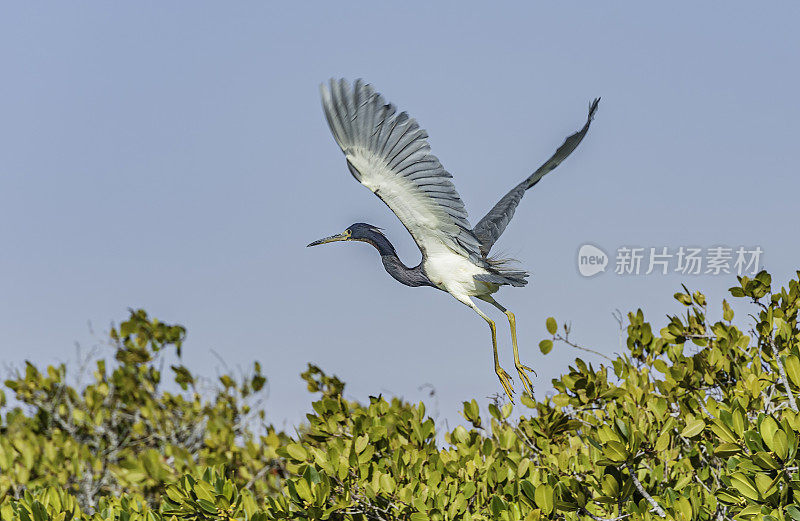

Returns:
344,229,352,237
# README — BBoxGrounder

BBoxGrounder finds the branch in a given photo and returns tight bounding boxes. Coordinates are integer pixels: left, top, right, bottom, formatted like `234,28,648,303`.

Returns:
769,338,798,412
623,462,666,518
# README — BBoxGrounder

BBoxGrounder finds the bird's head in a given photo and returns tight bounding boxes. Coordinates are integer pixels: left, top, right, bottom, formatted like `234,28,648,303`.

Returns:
307,223,387,248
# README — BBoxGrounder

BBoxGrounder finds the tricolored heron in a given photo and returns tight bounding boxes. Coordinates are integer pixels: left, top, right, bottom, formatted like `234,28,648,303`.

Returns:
309,79,599,401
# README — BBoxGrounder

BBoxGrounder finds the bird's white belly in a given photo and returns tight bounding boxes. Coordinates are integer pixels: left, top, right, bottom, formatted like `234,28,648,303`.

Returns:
422,246,499,298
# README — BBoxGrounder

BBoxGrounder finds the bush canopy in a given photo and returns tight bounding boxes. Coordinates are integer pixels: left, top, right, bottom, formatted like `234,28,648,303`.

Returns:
3,271,800,520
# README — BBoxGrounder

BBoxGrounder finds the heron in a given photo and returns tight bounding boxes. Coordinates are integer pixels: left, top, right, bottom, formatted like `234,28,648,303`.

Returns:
308,79,599,401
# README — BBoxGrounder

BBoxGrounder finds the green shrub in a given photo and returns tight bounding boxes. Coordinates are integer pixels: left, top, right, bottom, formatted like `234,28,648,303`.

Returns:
3,270,800,520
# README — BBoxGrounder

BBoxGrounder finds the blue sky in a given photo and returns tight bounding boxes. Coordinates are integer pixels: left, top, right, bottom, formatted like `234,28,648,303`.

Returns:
1,3,798,429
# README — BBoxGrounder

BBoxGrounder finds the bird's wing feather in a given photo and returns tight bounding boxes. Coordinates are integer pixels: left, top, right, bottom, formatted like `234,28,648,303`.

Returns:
321,79,484,261
472,98,600,256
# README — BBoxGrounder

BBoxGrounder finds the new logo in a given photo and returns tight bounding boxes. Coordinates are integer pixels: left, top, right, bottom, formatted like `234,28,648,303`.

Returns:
578,244,608,277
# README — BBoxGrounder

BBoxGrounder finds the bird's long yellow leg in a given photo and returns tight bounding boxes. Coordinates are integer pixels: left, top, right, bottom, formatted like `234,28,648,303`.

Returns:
481,296,536,398
487,317,515,402
505,309,537,397
462,297,514,401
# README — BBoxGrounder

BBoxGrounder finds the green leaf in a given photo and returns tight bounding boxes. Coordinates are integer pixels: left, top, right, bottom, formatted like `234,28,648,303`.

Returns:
603,441,628,463
520,392,536,408
729,286,745,298
354,435,369,454
194,481,216,503
716,488,741,504
379,474,395,494
295,478,313,502
197,499,218,514
772,429,789,460
463,482,477,499
729,472,760,501
786,355,800,387
534,484,554,515
490,495,507,516
752,451,781,470
739,505,763,516
759,416,779,450
539,339,553,355
462,399,480,427
30,501,47,521
601,475,619,497
713,443,742,457
680,418,705,438
546,317,557,335
165,484,186,504
754,472,779,497
520,480,535,502
711,418,738,443
731,408,745,437
722,299,734,321
674,496,692,519
286,443,308,461
654,431,670,452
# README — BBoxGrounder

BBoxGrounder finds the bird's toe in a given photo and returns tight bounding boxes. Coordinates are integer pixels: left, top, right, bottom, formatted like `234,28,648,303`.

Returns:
495,366,515,402
515,363,536,397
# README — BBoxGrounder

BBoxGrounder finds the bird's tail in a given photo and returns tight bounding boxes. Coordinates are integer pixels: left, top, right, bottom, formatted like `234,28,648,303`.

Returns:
475,256,529,287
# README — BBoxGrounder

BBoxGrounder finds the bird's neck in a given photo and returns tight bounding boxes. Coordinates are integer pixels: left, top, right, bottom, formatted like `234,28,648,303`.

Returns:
365,232,398,257
381,255,431,287
363,233,432,288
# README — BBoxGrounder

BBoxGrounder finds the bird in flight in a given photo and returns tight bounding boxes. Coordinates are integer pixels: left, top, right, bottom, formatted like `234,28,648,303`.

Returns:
308,79,599,401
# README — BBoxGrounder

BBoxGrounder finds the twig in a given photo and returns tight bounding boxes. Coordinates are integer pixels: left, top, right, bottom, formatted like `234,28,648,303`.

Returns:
612,309,625,352
554,323,614,362
695,395,716,420
245,465,274,492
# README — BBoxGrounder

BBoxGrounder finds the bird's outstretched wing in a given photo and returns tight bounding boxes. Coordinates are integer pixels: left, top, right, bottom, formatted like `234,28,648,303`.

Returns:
320,79,484,262
472,98,600,256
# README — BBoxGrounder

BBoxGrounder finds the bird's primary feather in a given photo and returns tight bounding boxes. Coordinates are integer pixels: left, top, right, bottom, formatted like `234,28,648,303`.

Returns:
321,79,484,263
472,98,601,256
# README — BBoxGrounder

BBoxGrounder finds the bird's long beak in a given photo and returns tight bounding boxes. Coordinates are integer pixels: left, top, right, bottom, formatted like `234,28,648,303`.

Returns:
307,232,348,247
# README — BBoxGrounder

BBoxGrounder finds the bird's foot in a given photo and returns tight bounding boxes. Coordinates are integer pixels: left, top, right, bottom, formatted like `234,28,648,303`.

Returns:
515,362,536,398
495,366,515,402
